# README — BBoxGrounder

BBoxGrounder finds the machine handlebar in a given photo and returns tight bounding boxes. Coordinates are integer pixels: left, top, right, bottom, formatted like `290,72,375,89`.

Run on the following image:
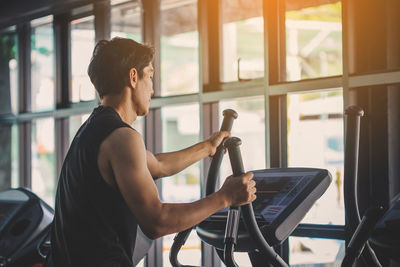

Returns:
205,109,238,196
170,109,237,267
225,137,288,267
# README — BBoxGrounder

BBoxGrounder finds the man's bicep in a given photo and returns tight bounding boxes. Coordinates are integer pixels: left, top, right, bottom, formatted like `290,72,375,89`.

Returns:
146,150,162,179
108,129,161,224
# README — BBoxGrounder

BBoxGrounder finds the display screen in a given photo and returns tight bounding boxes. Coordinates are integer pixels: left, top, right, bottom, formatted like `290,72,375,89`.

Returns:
252,173,312,222
213,170,319,223
252,171,316,222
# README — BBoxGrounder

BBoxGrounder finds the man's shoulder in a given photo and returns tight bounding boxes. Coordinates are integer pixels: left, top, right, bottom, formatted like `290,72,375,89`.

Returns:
107,126,140,141
101,126,143,154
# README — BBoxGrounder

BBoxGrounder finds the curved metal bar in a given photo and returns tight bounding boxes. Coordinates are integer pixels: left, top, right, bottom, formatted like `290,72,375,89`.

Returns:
169,109,237,267
225,137,288,267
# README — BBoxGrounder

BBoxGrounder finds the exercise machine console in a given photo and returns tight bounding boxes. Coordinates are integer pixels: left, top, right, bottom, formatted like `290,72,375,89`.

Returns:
197,167,331,251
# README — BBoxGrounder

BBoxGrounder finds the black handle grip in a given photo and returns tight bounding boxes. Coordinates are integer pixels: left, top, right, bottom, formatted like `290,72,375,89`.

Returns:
221,109,238,131
205,109,238,196
223,137,244,267
224,137,245,177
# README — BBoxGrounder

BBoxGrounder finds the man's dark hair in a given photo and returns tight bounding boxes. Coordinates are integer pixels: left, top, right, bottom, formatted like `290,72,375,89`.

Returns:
88,37,155,98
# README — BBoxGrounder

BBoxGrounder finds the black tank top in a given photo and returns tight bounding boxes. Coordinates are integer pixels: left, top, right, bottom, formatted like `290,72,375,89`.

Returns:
46,106,137,267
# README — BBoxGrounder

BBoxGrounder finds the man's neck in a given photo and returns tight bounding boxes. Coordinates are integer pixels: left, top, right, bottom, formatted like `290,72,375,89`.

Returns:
101,89,137,125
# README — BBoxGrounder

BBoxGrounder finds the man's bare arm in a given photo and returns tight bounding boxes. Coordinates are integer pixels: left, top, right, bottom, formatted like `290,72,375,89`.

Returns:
146,131,230,179
100,128,255,239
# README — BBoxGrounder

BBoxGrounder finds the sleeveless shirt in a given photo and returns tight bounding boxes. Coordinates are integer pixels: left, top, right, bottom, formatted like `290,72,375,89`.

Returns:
45,106,137,267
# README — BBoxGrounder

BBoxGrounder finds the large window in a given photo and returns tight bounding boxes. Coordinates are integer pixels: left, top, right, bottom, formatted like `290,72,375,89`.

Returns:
282,2,344,265
287,90,344,265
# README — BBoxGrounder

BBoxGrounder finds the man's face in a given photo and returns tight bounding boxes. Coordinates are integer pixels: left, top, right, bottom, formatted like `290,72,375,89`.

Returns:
133,63,154,116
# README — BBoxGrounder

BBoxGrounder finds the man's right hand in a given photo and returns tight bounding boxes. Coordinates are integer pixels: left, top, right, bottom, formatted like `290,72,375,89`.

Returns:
218,172,256,207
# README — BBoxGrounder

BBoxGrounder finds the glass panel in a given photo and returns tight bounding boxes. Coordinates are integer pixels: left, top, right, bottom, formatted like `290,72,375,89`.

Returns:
285,1,342,81
32,118,56,207
161,103,201,266
289,237,344,266
160,0,198,96
0,29,18,115
221,0,264,82
111,0,142,42
31,16,55,111
287,90,344,224
71,16,96,102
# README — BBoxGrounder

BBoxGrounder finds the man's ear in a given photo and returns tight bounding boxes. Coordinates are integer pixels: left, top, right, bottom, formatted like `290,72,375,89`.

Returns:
129,68,138,88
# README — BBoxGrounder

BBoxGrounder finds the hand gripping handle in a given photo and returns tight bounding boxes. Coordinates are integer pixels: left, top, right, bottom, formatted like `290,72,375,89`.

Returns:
205,109,238,196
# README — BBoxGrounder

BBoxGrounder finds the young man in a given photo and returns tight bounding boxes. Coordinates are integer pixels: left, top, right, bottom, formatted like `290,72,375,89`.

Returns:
45,37,256,267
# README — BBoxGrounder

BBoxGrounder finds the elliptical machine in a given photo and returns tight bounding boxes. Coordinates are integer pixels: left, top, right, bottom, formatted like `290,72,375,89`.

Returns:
169,110,332,267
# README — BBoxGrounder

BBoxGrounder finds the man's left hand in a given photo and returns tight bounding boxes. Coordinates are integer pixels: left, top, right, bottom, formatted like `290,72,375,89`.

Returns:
207,131,231,156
